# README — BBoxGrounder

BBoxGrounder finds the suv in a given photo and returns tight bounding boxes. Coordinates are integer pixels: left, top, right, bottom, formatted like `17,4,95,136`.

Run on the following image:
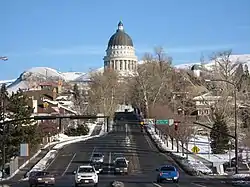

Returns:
91,153,104,163
74,165,99,187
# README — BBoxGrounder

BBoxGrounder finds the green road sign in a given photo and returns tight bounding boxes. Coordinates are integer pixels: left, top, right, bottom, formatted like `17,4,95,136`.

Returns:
156,119,169,125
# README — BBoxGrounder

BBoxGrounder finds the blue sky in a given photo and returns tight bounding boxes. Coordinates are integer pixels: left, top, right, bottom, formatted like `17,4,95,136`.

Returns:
1,0,250,80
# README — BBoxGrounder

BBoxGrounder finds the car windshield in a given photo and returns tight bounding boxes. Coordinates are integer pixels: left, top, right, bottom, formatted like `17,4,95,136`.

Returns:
93,153,102,157
78,167,94,173
161,166,175,172
115,160,127,167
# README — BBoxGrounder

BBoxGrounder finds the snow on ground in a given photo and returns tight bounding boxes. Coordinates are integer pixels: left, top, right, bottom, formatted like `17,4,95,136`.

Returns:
23,123,107,180
231,173,250,179
146,125,213,175
187,135,232,163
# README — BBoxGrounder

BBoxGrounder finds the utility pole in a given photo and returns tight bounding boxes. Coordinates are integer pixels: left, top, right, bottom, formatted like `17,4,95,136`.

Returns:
205,79,239,174
1,91,6,178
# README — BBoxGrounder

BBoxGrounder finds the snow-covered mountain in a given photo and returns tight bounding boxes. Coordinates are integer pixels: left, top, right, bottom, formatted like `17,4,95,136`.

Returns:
175,54,250,70
2,54,250,93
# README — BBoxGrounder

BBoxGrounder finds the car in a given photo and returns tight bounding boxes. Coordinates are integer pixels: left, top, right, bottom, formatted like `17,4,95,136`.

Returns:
91,162,103,173
156,165,179,183
28,171,55,187
113,158,129,175
74,165,99,187
91,153,104,163
113,157,129,165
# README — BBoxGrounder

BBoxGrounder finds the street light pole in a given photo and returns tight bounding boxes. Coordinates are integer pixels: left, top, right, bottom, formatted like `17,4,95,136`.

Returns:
205,79,238,174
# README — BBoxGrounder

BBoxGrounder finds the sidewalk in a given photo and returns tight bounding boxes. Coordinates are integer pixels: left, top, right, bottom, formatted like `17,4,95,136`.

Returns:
146,125,213,175
153,127,212,164
11,144,55,181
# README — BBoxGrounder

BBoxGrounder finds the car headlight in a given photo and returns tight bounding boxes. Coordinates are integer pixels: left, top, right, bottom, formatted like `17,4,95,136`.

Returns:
37,178,42,180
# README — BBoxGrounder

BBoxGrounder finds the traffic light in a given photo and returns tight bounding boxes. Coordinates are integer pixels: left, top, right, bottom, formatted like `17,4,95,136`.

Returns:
174,121,180,131
174,123,178,131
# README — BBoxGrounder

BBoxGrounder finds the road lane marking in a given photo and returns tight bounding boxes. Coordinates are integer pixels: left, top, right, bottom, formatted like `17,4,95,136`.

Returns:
61,153,76,176
89,147,96,161
145,133,154,149
152,182,162,187
127,124,141,174
108,152,112,173
192,183,207,187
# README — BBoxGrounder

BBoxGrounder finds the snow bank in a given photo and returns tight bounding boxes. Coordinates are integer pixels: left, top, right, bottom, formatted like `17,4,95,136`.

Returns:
231,173,250,179
29,150,57,172
146,124,212,175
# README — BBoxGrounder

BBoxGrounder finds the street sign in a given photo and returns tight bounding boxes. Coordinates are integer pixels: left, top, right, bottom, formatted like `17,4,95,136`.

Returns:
169,119,174,126
20,143,29,157
156,119,169,125
191,145,200,154
144,118,155,125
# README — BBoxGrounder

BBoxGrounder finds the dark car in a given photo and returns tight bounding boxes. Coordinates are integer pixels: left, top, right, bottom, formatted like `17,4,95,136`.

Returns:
114,159,129,175
29,171,55,187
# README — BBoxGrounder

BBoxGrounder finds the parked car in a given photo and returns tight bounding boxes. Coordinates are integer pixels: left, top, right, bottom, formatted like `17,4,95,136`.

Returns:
156,165,179,183
29,171,55,187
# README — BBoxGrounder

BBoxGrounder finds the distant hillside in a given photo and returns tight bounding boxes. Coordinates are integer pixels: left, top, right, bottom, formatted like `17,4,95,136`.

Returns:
2,54,250,93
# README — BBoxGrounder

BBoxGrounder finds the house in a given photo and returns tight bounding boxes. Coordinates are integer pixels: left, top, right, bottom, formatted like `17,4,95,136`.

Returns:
193,92,222,116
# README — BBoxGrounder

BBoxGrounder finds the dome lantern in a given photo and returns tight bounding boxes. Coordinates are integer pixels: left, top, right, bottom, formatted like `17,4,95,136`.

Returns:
118,21,124,31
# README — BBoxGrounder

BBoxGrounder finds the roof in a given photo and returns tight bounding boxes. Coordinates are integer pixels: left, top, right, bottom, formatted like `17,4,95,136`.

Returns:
193,93,221,101
79,165,92,168
191,64,201,71
108,21,133,47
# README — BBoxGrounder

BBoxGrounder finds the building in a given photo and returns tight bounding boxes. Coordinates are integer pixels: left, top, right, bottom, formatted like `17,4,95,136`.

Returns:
103,21,138,76
191,64,202,77
193,92,224,116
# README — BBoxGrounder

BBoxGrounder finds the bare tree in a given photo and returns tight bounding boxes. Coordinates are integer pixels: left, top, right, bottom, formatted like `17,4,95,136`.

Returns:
87,69,121,117
210,50,239,86
128,47,173,117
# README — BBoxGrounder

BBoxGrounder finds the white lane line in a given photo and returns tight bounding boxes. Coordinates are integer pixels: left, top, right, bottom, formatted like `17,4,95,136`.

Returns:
45,151,60,170
61,153,76,176
192,183,207,187
145,133,154,149
89,147,96,162
152,182,162,187
108,152,112,173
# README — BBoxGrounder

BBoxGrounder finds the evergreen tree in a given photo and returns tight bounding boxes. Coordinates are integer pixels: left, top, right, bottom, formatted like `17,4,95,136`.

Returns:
7,89,41,157
244,64,249,77
73,83,80,101
210,113,230,154
0,84,9,166
234,63,244,91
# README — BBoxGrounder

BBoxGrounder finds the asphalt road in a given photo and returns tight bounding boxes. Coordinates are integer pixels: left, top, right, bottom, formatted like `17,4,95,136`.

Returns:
3,123,233,187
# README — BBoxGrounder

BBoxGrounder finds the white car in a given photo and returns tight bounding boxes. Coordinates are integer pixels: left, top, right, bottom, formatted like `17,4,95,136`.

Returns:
74,165,99,187
113,157,129,165
91,153,104,163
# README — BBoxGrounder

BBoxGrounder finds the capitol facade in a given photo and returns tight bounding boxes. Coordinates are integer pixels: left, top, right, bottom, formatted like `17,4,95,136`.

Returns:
103,21,138,76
